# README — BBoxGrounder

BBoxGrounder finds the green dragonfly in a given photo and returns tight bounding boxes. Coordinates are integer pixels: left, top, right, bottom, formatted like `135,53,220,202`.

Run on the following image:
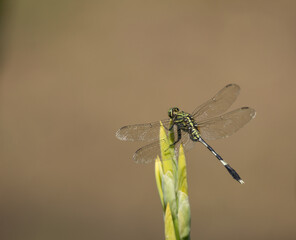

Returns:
116,84,256,184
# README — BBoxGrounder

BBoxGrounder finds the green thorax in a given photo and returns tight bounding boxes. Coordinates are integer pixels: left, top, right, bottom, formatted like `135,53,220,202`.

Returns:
174,112,195,128
168,107,200,140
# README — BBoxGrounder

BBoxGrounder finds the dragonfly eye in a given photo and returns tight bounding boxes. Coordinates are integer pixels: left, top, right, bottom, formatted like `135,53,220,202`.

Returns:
168,109,173,118
168,107,179,118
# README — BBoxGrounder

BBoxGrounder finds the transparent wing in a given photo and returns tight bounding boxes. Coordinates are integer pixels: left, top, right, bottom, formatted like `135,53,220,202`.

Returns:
116,119,171,142
198,107,256,140
192,84,240,121
133,132,195,164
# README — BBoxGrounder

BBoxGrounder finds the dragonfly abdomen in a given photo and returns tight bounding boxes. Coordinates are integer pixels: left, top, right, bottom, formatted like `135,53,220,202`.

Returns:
190,128,200,141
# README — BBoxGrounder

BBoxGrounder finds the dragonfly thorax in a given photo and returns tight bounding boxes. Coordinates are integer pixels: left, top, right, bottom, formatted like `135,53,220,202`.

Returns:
169,108,199,139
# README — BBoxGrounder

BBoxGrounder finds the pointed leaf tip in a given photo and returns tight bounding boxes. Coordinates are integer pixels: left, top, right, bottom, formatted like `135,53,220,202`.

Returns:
165,203,177,240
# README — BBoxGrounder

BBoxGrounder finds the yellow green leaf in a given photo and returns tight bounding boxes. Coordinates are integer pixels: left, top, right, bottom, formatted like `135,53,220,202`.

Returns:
159,122,176,175
177,145,188,195
165,203,177,240
178,191,191,240
155,155,164,210
162,171,177,218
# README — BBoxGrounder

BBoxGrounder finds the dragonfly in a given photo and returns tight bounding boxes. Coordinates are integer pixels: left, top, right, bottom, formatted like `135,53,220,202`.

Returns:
116,84,256,184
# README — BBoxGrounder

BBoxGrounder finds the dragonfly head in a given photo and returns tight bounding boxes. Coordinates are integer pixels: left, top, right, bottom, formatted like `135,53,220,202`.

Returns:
168,107,180,119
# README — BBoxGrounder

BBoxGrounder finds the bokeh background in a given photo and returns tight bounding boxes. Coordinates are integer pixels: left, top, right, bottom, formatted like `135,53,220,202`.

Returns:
0,1,295,239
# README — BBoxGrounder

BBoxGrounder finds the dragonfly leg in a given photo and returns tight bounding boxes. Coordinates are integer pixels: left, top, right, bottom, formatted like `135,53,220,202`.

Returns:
162,123,174,131
168,124,174,131
170,126,182,147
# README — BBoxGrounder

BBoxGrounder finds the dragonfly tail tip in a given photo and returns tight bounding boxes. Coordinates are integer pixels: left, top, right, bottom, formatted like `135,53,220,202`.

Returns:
239,180,245,184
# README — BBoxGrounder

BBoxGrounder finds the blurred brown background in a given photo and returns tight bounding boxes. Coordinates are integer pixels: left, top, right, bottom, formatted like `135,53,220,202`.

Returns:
0,1,295,239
